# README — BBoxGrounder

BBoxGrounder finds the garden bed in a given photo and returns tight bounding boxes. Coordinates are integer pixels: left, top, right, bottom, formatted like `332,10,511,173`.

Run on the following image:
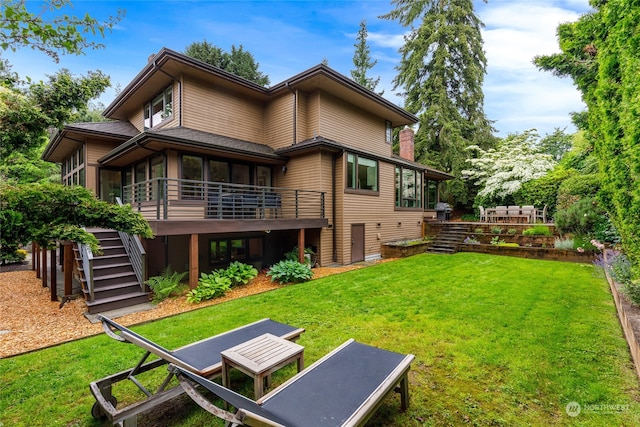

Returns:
458,243,595,263
381,239,432,258
470,233,556,247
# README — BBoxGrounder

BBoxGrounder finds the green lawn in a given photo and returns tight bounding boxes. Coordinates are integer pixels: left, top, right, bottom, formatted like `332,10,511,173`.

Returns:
2,253,639,426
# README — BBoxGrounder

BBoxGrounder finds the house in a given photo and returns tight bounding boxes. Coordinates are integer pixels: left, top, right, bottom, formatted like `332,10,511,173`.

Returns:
42,47,451,308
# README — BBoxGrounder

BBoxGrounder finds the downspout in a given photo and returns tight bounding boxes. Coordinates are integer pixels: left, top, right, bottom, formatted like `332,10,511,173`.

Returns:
332,150,344,263
285,82,296,145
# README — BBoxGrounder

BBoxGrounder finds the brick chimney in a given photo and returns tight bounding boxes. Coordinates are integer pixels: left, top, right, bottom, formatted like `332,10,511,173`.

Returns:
399,126,415,162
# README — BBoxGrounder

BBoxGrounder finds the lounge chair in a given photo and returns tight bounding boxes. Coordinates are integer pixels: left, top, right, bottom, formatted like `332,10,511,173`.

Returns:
90,316,304,427
172,339,415,427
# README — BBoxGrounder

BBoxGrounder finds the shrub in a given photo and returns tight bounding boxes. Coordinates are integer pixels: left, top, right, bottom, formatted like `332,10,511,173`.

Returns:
554,238,575,250
554,197,604,235
186,272,231,303
267,260,313,284
1,247,27,264
507,229,517,235
491,227,503,234
474,228,484,234
523,225,552,236
146,266,188,304
498,242,520,247
222,261,258,286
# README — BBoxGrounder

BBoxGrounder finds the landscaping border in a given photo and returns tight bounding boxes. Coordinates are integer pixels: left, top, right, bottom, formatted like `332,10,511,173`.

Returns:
604,257,640,380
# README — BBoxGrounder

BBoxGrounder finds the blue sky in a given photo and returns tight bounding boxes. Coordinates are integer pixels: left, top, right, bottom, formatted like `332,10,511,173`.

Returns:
7,0,592,136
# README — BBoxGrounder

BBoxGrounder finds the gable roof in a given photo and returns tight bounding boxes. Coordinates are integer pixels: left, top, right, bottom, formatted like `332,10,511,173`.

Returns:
104,48,418,127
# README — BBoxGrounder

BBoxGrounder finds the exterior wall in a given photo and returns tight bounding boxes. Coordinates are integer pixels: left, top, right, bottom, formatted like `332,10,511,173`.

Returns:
265,92,293,149
313,91,390,158
181,75,265,144
126,82,180,132
84,138,123,195
337,160,423,264
301,91,320,141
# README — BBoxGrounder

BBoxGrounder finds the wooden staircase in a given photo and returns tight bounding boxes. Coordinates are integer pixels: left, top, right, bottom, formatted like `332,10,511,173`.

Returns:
74,228,149,314
426,224,472,254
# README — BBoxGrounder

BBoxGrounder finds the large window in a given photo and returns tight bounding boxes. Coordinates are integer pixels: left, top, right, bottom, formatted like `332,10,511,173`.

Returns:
347,153,378,191
144,85,172,129
209,237,263,266
181,154,204,199
395,166,422,208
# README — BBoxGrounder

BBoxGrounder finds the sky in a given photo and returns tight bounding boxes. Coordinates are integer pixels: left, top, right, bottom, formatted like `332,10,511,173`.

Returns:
6,0,592,137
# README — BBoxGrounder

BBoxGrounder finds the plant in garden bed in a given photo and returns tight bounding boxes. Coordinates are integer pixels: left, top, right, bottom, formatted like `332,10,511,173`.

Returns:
491,226,503,234
146,266,188,303
284,245,316,266
554,238,575,250
224,261,258,286
267,260,313,284
474,228,483,234
490,236,505,246
464,235,480,245
523,225,552,236
186,271,232,303
507,228,517,235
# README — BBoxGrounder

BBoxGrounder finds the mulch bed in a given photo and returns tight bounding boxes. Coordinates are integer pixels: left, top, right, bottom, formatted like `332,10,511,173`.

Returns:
0,261,374,358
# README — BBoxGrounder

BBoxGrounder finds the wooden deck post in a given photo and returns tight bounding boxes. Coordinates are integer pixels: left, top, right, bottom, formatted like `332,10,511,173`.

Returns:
31,242,36,271
297,229,305,264
189,234,198,289
34,243,40,277
41,246,47,288
64,243,73,296
50,248,57,302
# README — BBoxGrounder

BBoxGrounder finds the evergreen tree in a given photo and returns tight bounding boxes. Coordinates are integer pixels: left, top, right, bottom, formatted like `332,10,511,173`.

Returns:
184,40,270,86
350,19,382,94
382,0,495,206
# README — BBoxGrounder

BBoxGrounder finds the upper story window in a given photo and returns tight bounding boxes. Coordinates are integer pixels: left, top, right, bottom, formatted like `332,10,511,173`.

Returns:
347,153,378,192
395,166,422,208
385,120,392,144
144,85,173,129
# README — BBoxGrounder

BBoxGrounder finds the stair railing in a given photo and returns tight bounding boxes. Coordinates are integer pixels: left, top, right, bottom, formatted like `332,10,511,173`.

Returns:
77,240,95,302
115,197,147,292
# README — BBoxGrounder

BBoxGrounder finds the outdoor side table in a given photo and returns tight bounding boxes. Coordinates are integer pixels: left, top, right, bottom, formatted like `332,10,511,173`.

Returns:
221,333,304,399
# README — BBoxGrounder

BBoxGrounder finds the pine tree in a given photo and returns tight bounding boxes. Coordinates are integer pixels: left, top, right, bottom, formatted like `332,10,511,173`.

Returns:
382,0,495,205
350,20,382,95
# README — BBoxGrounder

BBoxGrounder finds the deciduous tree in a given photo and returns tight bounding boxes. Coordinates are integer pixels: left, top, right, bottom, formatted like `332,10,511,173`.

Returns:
0,0,124,62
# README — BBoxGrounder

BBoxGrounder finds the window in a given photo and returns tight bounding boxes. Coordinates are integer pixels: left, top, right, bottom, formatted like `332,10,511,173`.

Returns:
209,237,263,266
181,154,204,199
61,146,85,187
347,153,378,191
395,166,422,208
144,85,172,129
385,120,392,144
424,179,438,209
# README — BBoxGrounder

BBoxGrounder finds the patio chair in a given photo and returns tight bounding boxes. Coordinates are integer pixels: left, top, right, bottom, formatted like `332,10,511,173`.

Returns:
90,316,304,427
494,206,508,222
521,205,536,223
536,205,548,223
479,206,487,222
172,339,415,427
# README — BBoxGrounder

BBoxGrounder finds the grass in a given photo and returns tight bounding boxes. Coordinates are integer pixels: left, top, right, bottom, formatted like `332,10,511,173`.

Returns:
2,253,640,426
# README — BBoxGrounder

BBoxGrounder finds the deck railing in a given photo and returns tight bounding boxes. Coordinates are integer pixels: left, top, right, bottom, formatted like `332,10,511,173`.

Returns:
122,178,325,221
77,238,94,301
116,197,146,289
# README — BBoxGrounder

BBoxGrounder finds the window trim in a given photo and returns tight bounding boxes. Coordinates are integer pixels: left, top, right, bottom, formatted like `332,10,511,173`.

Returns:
395,166,423,209
144,85,173,129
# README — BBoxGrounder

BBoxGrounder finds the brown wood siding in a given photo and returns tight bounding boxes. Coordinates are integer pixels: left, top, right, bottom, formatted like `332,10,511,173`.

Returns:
338,161,422,264
317,91,390,158
301,92,321,140
181,75,265,143
265,93,293,149
296,91,308,144
127,108,145,132
318,151,335,266
85,139,123,195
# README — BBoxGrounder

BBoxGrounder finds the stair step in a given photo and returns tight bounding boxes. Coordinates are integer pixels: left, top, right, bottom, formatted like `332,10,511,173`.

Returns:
85,292,150,314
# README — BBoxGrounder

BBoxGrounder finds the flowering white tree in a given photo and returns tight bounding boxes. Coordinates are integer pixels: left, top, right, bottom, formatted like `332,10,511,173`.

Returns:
463,129,556,200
